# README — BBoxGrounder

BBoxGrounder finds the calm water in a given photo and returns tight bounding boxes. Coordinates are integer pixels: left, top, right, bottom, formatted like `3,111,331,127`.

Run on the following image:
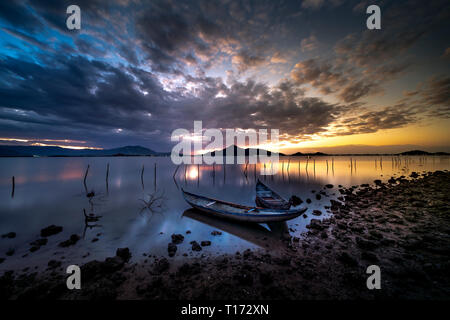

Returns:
1,155,449,271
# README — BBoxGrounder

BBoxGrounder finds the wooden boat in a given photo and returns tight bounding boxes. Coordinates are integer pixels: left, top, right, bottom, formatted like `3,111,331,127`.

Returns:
255,179,291,210
182,189,306,223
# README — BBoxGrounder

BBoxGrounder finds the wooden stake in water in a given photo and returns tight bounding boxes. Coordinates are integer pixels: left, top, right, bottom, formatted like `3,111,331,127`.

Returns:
106,163,110,194
84,164,90,193
11,176,15,198
154,163,157,191
141,164,145,190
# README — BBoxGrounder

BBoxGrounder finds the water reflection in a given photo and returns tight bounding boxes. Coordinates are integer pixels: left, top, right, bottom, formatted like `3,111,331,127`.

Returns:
183,209,289,250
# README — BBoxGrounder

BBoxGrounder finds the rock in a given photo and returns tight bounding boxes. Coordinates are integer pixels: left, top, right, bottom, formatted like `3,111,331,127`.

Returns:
1,232,16,239
234,271,253,286
325,184,334,188
259,272,273,285
200,241,211,246
338,251,358,266
91,238,99,242
410,172,419,178
116,248,131,262
186,230,191,234
153,258,170,274
6,248,14,256
48,260,62,269
29,246,39,252
171,234,184,244
306,198,312,204
58,234,80,247
312,210,322,216
307,219,324,230
355,237,378,250
361,251,378,262
167,243,177,257
177,262,202,276
289,195,303,206
30,238,48,247
0,258,4,264
315,194,322,200
190,241,202,251
40,225,63,237
211,230,222,236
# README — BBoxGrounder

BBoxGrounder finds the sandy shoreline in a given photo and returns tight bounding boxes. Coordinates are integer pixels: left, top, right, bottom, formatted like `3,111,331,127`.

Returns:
1,170,449,300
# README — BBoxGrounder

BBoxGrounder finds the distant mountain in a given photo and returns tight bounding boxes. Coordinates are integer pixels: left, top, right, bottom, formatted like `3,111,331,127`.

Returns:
399,150,449,156
208,145,285,157
0,145,168,157
289,151,328,156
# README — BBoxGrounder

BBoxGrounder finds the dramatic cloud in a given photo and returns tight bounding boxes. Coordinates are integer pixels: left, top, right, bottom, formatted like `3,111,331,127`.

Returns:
0,0,448,151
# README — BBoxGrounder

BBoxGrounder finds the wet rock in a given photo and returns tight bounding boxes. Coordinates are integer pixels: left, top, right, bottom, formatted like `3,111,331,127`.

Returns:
312,210,322,216
48,260,62,269
2,232,16,239
58,234,80,247
116,248,131,262
200,241,211,247
186,230,191,234
171,234,184,244
307,219,324,230
6,248,14,256
30,238,48,247
355,237,378,250
234,270,253,286
361,251,378,262
289,195,303,206
91,238,99,242
259,272,273,285
190,241,202,251
325,184,334,189
0,258,4,264
211,230,222,236
315,194,322,200
410,172,419,178
168,243,177,257
29,246,39,252
177,262,201,276
306,198,312,204
40,225,63,237
338,251,358,266
153,258,170,274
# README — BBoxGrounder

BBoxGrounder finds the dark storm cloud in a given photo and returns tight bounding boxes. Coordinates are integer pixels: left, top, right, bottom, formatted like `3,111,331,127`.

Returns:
0,0,448,150
334,104,417,135
0,0,44,32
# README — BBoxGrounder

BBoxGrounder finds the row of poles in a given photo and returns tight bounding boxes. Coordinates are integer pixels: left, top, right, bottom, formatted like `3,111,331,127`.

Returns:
8,155,446,197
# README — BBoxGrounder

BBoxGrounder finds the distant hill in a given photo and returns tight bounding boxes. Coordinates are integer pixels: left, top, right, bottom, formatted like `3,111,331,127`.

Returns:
208,145,285,157
399,150,449,156
0,145,168,157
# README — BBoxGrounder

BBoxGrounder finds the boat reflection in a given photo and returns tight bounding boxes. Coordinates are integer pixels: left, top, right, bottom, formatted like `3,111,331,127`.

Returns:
182,208,291,251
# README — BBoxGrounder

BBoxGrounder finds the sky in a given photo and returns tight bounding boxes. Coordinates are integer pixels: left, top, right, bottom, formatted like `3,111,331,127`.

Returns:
0,0,449,154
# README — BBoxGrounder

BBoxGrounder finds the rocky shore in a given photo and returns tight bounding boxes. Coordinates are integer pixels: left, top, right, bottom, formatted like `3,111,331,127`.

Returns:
1,170,449,300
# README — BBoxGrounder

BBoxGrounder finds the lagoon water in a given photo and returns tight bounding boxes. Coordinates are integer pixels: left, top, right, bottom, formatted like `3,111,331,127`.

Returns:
1,155,449,271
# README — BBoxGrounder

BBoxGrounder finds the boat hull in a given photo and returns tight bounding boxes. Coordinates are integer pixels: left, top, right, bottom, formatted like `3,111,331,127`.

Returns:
182,189,306,223
255,180,291,210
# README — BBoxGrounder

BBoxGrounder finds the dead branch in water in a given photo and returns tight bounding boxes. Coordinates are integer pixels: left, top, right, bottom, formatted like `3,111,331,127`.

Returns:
139,190,166,217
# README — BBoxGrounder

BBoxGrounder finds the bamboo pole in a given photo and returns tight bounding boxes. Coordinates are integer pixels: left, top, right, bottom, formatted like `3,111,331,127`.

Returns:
11,176,15,198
